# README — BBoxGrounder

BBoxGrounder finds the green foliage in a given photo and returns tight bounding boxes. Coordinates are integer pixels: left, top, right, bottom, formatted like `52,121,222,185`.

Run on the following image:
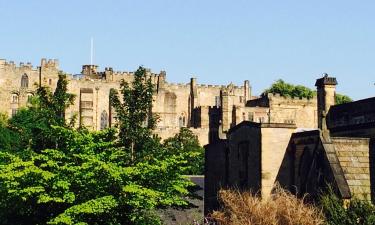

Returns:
0,127,191,224
263,79,315,99
0,113,21,151
8,72,75,151
0,68,193,224
163,128,204,175
109,66,157,162
335,93,352,105
264,79,352,105
320,188,375,225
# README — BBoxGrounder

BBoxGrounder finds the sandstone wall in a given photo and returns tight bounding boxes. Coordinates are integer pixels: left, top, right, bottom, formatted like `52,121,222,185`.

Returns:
260,125,296,197
0,59,59,117
333,137,371,200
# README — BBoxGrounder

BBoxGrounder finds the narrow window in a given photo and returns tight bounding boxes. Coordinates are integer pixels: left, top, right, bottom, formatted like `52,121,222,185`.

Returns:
215,96,221,107
21,74,29,88
12,109,18,116
11,94,19,103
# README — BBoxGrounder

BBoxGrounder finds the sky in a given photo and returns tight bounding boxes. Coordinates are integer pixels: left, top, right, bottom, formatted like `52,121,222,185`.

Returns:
0,0,374,100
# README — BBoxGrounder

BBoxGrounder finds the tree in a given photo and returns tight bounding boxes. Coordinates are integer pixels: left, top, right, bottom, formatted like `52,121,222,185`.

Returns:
335,93,352,105
264,79,352,105
109,66,156,162
263,79,315,99
8,72,75,151
0,113,20,151
163,128,204,175
0,127,191,225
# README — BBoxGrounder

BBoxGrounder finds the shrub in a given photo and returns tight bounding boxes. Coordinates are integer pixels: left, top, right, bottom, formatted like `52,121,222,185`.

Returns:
320,190,375,225
211,187,324,225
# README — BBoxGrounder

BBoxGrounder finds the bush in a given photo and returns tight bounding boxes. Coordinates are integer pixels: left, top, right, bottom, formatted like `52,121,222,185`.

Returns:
320,190,375,225
211,187,324,225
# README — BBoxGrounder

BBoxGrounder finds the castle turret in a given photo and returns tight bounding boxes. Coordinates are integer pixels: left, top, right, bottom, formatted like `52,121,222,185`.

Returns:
221,85,235,131
82,65,99,77
315,74,337,131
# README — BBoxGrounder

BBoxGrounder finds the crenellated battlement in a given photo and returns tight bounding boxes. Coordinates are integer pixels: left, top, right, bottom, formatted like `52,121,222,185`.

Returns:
0,58,59,72
0,59,37,71
163,82,190,89
266,92,317,103
41,58,59,69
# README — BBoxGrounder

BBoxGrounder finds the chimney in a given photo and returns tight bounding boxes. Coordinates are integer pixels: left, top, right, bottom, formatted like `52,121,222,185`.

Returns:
315,73,337,131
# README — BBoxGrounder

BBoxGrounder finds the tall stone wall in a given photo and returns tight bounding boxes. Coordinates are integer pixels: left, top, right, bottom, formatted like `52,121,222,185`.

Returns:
0,59,59,117
260,125,296,196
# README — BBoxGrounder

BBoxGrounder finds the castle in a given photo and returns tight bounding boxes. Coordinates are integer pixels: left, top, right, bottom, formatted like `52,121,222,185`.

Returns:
0,58,318,145
205,75,375,214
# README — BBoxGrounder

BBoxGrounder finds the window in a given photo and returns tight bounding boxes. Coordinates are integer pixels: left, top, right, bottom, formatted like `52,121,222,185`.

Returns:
215,96,221,107
49,79,52,85
248,112,254,122
179,113,186,127
11,94,19,103
27,93,33,103
21,74,29,88
100,110,108,130
12,109,18,116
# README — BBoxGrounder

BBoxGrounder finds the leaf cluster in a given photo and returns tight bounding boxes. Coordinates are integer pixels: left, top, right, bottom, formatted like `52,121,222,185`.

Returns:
0,68,194,224
0,127,191,225
320,187,375,225
163,128,204,175
263,79,352,104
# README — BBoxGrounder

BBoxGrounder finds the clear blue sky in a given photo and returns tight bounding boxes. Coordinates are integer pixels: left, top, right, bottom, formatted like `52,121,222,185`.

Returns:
1,0,374,100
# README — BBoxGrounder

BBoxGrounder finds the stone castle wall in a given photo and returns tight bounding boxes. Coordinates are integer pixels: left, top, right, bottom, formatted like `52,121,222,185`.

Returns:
0,59,254,145
0,59,59,117
0,58,317,145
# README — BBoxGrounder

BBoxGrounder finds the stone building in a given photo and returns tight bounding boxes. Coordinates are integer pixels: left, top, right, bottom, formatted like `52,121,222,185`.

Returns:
205,75,375,215
0,58,318,145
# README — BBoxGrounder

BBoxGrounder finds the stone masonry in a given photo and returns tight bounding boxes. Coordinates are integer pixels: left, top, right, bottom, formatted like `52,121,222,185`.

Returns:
0,58,318,145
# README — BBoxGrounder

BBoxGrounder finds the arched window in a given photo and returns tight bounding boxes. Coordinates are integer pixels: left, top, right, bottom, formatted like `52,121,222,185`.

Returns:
179,113,187,127
11,93,19,103
100,110,108,130
21,74,29,88
27,93,33,103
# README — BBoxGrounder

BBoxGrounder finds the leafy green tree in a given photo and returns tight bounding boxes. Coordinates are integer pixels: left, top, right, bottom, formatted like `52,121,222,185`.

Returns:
8,72,75,151
109,66,156,162
163,128,204,175
0,127,190,225
0,67,193,224
335,93,352,105
264,79,352,105
263,79,315,99
0,113,20,151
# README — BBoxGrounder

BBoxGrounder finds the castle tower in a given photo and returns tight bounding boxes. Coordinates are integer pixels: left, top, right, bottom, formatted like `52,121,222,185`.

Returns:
315,74,337,131
221,84,235,131
81,65,99,78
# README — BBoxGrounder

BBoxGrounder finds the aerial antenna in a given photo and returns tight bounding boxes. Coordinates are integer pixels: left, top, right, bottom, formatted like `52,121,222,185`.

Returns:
90,37,94,65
